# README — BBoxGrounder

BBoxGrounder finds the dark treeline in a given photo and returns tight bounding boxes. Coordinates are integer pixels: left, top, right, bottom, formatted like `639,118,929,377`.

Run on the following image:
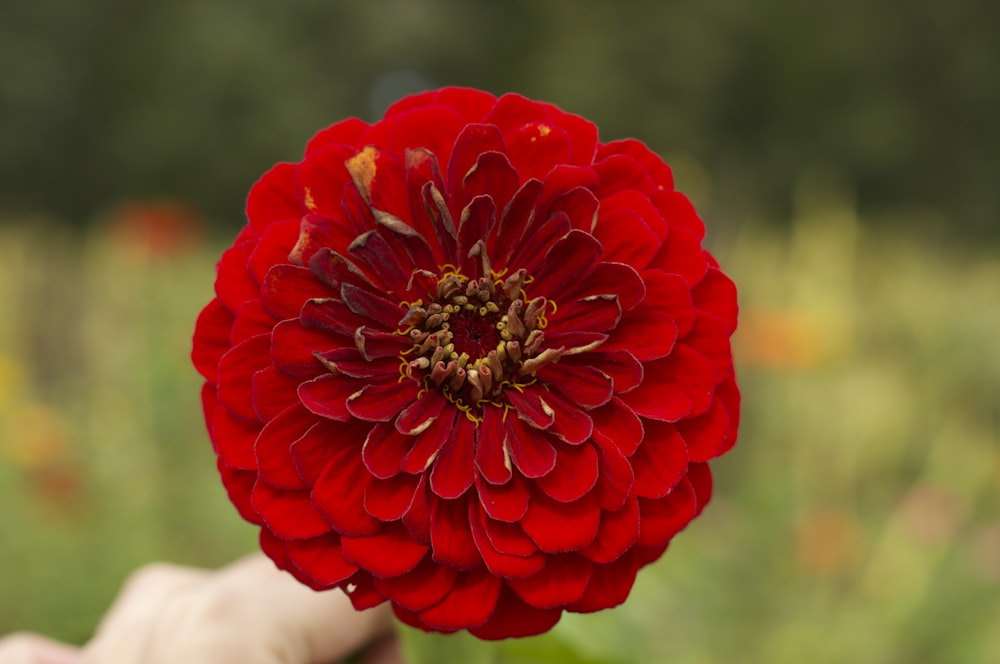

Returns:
1,0,997,239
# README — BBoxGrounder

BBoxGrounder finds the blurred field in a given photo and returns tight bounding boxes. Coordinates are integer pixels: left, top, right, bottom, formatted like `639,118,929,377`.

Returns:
1,191,998,662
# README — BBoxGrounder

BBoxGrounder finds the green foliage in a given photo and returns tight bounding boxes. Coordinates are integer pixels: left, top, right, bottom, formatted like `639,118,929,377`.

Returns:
1,0,998,237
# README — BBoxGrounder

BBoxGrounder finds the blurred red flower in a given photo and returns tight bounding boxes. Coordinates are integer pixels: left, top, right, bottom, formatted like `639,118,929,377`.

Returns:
192,87,739,639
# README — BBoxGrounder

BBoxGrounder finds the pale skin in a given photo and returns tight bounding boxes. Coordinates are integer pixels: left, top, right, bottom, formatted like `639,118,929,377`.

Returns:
0,555,405,664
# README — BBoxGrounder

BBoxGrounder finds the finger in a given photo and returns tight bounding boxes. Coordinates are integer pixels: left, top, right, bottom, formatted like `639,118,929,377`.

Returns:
0,633,81,664
359,634,406,664
91,562,211,640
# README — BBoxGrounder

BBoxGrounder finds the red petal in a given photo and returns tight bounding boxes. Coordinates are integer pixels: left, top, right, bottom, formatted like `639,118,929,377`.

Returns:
402,475,431,544
211,405,259,470
637,478,698,547
429,415,477,499
400,409,458,474
543,390,594,445
521,488,601,553
364,472,420,521
469,585,562,640
251,366,301,421
255,403,313,490
677,398,730,462
619,345,716,421
508,554,592,608
602,273,689,361
505,415,556,479
355,326,412,360
653,189,706,240
536,362,614,409
231,299,277,344
260,264,332,320
341,523,429,578
447,123,507,206
343,573,386,611
340,283,404,330
529,229,604,299
692,267,738,333
469,504,545,579
536,440,599,503
192,298,234,382
347,230,410,293
247,218,300,285
251,480,331,539
297,374,357,421
305,117,368,154
688,461,714,517
291,419,371,486
271,318,347,376
312,347,398,378
590,396,644,456
311,444,380,537
214,238,258,312
544,186,600,233
417,568,502,630
506,121,571,182
474,406,511,485
684,313,734,379
395,392,448,435
592,436,634,511
581,495,640,564
430,495,480,570
566,549,639,613
505,387,555,429
461,151,520,218
649,226,708,285
346,378,417,422
475,471,529,523
632,420,688,498
246,162,302,233
362,421,412,479
375,556,457,612
217,333,271,422
548,294,621,335
217,460,260,524
563,261,645,312
594,153,653,197
489,178,543,267
594,208,660,269
284,533,358,587
599,189,667,242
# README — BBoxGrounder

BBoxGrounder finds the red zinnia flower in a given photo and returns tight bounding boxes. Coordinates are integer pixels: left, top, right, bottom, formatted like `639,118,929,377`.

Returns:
192,87,739,640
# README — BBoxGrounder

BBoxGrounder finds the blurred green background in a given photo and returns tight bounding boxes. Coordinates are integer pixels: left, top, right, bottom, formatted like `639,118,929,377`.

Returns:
1,1,998,662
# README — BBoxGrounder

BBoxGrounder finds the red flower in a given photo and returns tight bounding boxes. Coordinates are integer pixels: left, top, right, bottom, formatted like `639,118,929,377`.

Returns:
192,87,739,640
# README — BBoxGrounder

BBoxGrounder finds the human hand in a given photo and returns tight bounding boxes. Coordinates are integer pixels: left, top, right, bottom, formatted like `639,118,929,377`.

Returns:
0,555,405,664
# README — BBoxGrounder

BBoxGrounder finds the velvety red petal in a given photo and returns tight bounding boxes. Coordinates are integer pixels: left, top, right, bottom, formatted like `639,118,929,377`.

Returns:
475,471,529,523
631,420,688,498
505,388,555,430
590,396,644,456
508,554,592,609
537,362,613,409
343,574,386,611
211,405,259,470
400,409,458,474
469,585,563,640
312,347,399,378
562,261,646,312
251,480,331,539
506,121,571,183
637,478,698,548
594,153,653,197
416,568,502,630
192,298,235,382
217,333,271,422
446,123,507,204
489,178,543,267
521,487,601,553
581,495,640,564
395,392,448,436
341,523,429,578
364,472,420,521
592,436,634,511
677,398,730,462
429,415,477,499
474,406,511,485
692,267,738,333
529,229,603,299
297,373,357,422
505,415,557,479
339,283,404,330
469,504,545,579
311,444,380,537
402,475,431,545
251,366,301,421
290,418,371,486
246,162,302,233
214,238,257,313
362,421,412,479
374,556,457,612
231,299,277,344
653,189,706,241
345,377,417,422
430,495,480,570
355,326,413,360
304,117,369,155
594,208,660,269
548,294,621,336
284,533,358,587
536,441,599,503
216,460,261,524
649,226,709,285
461,151,520,222
255,403,313,490
683,313,734,380
247,218,300,285
620,345,716,421
566,549,640,613
687,461,714,517
271,318,348,376
543,390,595,445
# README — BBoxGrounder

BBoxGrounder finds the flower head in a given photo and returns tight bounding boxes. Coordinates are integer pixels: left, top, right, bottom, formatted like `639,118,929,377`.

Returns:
192,87,739,639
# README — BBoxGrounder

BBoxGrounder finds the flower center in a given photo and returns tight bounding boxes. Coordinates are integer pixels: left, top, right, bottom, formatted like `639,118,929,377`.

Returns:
400,266,557,417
